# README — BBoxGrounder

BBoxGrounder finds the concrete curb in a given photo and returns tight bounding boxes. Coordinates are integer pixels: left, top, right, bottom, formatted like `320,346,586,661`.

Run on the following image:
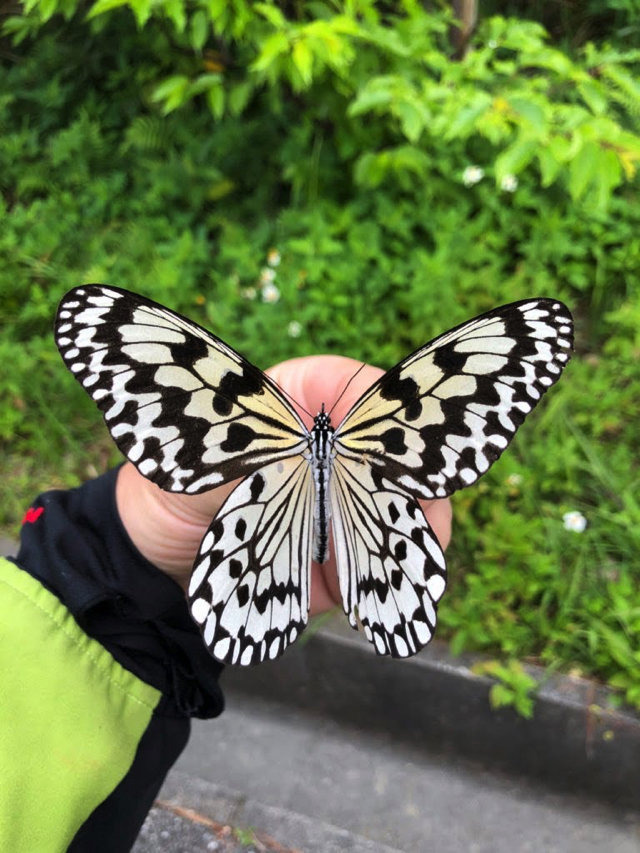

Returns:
222,618,640,812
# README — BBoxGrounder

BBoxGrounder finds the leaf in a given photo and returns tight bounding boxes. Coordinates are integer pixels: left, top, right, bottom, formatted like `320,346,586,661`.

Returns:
395,101,426,143
228,81,254,116
444,95,492,140
254,2,287,29
508,97,545,132
207,83,225,119
292,39,313,89
537,146,562,186
190,9,209,51
151,74,190,112
578,80,607,116
348,78,394,117
163,0,186,33
495,137,537,181
568,138,599,200
87,0,130,20
251,31,289,74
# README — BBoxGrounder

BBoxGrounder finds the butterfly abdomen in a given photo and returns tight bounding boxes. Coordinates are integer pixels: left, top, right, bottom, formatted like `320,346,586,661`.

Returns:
311,407,334,564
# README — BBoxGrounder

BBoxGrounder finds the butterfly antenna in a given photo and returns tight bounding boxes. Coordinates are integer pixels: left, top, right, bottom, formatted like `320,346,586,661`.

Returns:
266,373,314,420
328,362,368,418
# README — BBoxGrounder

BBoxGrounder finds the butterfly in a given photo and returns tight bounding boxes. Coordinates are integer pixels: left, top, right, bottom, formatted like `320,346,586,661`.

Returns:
55,286,573,665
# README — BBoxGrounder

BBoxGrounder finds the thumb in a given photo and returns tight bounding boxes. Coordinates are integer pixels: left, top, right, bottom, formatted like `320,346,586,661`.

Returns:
267,355,383,428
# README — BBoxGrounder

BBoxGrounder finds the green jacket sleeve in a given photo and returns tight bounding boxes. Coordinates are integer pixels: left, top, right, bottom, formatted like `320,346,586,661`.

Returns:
0,468,224,852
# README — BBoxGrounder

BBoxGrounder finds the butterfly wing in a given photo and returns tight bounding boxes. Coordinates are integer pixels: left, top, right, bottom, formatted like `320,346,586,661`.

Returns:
55,285,308,493
330,298,572,657
331,456,446,658
188,456,314,664
334,299,573,500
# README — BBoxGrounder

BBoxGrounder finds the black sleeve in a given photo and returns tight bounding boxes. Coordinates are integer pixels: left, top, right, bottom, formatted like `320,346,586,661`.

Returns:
16,465,224,718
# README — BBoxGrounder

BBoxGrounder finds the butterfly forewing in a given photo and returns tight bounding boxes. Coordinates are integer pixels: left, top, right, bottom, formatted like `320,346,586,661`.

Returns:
334,299,573,501
188,457,314,665
55,286,308,494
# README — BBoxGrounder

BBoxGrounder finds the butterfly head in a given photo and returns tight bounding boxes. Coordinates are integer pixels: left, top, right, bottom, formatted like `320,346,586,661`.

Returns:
313,404,333,433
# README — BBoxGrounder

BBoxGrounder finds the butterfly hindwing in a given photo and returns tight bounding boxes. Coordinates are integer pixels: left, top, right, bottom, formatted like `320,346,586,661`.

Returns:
334,299,573,501
188,457,314,665
55,285,308,494
331,455,446,658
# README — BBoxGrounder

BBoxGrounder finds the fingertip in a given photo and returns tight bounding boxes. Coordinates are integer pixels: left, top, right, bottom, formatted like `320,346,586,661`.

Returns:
268,355,383,424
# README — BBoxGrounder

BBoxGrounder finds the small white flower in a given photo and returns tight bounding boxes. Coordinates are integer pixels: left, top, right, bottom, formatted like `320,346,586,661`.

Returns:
287,320,302,338
267,249,281,267
241,287,257,300
488,39,498,49
506,473,523,487
500,173,518,192
563,511,587,533
462,165,484,187
262,282,280,303
259,267,276,284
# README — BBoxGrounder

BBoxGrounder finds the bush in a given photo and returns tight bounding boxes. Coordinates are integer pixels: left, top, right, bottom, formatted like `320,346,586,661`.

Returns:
1,2,639,708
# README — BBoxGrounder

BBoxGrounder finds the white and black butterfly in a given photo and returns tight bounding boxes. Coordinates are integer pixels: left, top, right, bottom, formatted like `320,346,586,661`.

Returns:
55,286,573,665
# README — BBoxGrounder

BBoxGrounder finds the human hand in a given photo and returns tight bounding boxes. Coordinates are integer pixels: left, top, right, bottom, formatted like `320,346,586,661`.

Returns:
116,355,452,616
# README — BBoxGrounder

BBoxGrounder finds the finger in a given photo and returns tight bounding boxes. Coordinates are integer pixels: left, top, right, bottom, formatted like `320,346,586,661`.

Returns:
267,355,383,427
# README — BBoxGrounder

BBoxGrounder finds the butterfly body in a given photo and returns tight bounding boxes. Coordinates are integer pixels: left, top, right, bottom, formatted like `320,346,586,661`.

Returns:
55,286,573,666
309,406,335,564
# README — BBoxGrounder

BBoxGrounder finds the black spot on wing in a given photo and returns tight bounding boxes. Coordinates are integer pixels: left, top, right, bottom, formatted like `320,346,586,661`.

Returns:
170,333,209,365
221,422,256,452
375,578,389,603
388,501,400,524
393,540,407,562
212,368,264,416
250,472,265,502
379,371,419,405
229,558,243,579
379,427,408,456
234,518,247,540
404,398,423,421
390,567,404,590
432,344,469,373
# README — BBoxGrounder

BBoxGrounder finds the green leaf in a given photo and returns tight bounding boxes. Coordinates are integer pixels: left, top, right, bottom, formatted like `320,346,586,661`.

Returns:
536,146,561,186
163,0,186,32
254,2,287,29
251,31,289,73
444,95,492,140
395,101,426,143
568,138,599,200
151,74,190,112
190,9,208,50
495,137,537,181
577,80,607,116
292,39,313,89
228,81,254,116
128,0,153,27
508,97,545,132
87,0,130,20
207,83,225,119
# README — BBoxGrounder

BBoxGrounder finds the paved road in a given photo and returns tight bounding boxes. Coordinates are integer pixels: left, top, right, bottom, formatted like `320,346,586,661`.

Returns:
170,689,640,852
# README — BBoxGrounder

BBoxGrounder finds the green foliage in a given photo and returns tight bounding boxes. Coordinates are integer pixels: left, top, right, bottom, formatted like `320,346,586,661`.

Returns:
1,2,639,713
5,1,640,207
472,659,538,719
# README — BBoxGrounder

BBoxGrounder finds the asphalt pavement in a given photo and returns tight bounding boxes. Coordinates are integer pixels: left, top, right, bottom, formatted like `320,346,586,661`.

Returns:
144,688,640,853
